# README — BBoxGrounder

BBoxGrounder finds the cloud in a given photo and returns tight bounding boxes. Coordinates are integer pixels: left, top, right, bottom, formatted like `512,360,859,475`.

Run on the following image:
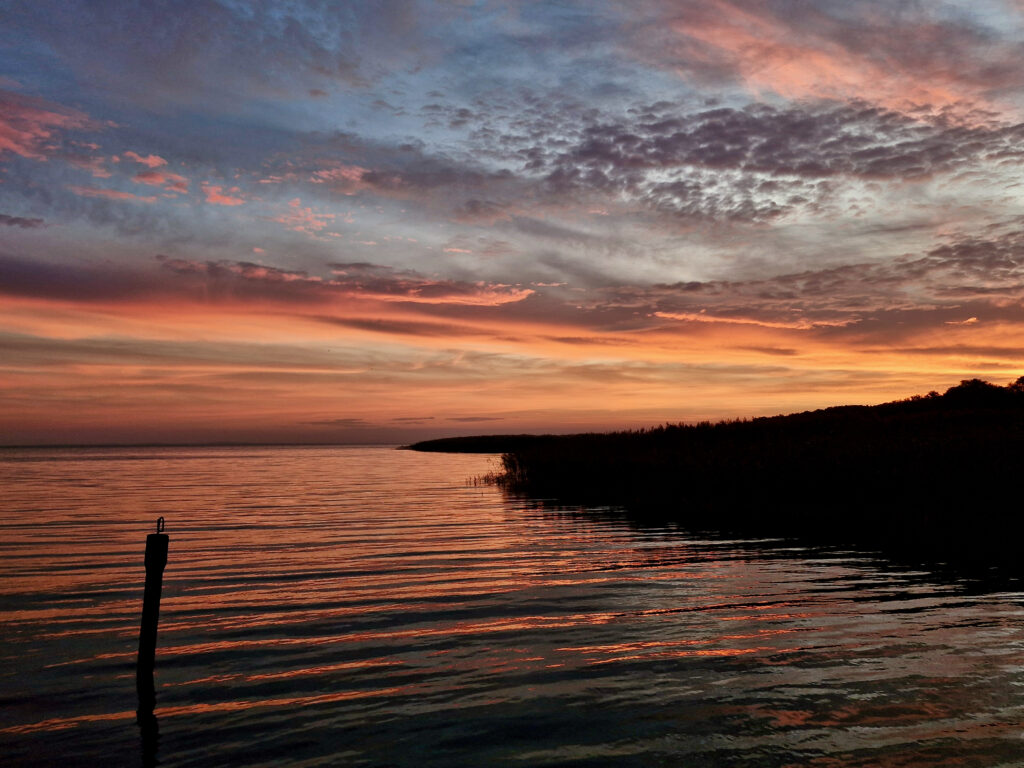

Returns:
67,185,157,203
302,417,371,428
201,182,245,206
123,151,167,168
310,164,373,195
0,252,157,302
290,90,1024,230
134,169,188,193
601,225,1024,342
137,256,532,308
0,89,92,160
267,198,335,234
64,153,111,177
629,0,1024,113
0,251,535,311
326,262,534,306
0,214,44,228
534,101,1024,221
308,151,515,208
313,316,482,339
653,310,852,331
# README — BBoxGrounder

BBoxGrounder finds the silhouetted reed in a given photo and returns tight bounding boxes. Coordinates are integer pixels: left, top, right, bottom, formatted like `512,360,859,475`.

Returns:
409,378,1024,561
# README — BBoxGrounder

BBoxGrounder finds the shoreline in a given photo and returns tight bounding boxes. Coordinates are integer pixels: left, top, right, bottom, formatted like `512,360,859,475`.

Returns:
410,378,1024,565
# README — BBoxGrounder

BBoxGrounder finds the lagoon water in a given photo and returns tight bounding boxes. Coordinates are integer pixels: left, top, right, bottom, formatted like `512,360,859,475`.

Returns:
2,445,1024,767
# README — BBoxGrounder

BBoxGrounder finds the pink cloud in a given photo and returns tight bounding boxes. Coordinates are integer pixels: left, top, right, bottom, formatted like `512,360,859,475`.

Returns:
267,198,334,235
67,185,157,203
201,182,245,206
153,257,534,307
123,151,167,168
65,154,111,178
639,0,1022,114
653,310,852,331
134,169,188,193
328,262,534,306
0,89,92,160
310,164,374,195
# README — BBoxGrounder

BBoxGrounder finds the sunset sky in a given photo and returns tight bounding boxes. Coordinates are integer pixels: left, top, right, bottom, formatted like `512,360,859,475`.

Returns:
5,1,1024,444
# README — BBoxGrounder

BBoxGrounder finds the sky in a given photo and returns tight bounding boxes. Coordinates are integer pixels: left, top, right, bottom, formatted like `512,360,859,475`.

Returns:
5,0,1024,445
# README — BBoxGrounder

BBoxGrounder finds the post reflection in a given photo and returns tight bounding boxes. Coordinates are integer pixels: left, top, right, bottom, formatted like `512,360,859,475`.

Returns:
137,711,159,768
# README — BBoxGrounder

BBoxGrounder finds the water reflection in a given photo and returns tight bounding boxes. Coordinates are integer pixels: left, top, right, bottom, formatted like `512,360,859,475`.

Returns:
2,446,1024,767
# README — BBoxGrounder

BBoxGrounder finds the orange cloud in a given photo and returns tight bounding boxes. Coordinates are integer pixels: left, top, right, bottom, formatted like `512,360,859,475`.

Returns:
653,311,854,331
4,284,1013,446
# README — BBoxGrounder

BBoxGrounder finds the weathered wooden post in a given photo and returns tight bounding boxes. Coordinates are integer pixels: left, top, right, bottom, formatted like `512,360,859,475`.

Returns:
137,517,168,719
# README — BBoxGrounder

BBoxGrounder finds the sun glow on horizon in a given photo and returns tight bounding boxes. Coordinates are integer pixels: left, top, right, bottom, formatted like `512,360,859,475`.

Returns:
3,1,1024,443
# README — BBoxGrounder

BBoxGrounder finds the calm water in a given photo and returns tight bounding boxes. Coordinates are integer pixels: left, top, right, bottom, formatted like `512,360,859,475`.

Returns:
2,446,1024,767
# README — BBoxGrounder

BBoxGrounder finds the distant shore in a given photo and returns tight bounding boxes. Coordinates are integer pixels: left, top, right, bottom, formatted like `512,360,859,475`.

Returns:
408,378,1024,563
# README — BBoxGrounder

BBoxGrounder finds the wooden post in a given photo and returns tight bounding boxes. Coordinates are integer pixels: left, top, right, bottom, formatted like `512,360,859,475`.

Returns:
137,517,168,719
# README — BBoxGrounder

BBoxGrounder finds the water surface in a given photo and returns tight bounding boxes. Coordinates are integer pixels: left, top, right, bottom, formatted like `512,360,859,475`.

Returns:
2,446,1023,767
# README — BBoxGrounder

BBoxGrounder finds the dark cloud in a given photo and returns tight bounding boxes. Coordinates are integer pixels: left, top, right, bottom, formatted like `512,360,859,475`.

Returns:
313,316,480,338
306,137,516,205
0,252,157,302
0,330,382,371
545,335,637,347
608,225,1024,340
302,418,371,428
0,252,532,308
325,262,532,305
451,198,510,223
310,85,1024,226
533,102,1024,221
12,215,1024,349
0,214,45,228
736,346,800,357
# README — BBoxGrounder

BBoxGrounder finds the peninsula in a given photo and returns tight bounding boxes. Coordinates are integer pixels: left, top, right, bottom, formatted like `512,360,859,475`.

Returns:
408,378,1024,560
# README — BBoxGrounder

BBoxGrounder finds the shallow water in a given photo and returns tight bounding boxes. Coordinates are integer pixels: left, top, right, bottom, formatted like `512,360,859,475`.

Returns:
2,446,1024,767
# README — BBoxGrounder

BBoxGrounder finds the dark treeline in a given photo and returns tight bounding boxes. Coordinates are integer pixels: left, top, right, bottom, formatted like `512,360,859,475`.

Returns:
411,378,1024,562
402,434,548,454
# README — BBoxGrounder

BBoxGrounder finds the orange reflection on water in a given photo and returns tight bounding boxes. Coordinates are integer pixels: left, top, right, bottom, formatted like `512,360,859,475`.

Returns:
586,647,766,664
246,658,406,682
558,626,803,665
557,628,799,656
0,710,136,736
0,686,414,736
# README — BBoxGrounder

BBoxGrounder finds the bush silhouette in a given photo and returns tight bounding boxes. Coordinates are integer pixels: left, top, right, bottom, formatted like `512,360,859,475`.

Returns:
410,377,1024,561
